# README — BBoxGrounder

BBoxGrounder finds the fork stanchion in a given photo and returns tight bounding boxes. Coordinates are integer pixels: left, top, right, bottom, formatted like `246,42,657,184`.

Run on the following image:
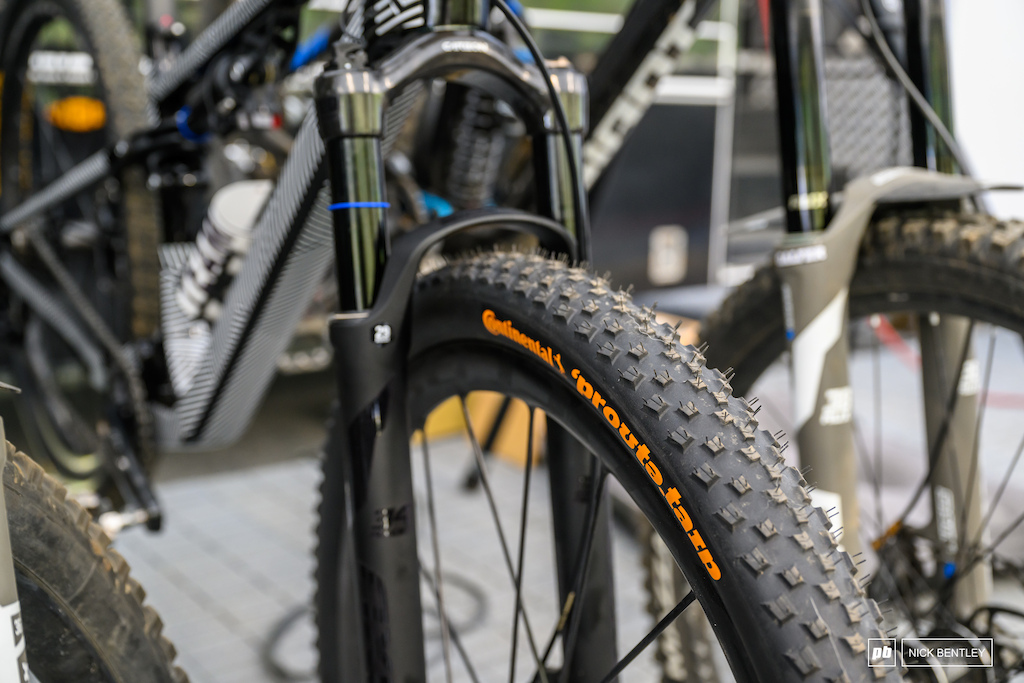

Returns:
770,0,834,234
315,60,427,681
315,65,389,312
534,62,590,260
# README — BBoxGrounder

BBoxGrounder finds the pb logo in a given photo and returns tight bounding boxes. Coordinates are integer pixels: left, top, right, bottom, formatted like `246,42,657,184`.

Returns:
868,638,897,667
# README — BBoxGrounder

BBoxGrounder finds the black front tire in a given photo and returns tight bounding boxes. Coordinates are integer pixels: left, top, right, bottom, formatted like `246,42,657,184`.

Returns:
316,250,901,682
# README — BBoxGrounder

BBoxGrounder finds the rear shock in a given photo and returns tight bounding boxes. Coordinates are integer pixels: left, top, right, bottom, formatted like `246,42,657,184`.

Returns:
444,87,511,209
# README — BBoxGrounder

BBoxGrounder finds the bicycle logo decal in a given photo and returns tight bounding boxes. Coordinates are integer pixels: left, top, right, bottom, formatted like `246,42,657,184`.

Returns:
482,309,565,374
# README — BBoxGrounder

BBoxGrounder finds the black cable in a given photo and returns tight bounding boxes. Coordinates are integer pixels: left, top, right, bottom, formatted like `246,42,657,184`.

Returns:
492,0,589,259
262,567,492,681
260,605,316,681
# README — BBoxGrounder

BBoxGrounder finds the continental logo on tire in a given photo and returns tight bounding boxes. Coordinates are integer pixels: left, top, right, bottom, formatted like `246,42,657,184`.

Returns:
480,308,721,581
571,367,721,581
482,309,565,374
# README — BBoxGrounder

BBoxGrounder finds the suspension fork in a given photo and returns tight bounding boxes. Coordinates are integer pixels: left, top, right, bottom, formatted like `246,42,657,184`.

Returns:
903,0,990,616
314,34,596,682
315,57,423,681
0,417,29,683
770,0,864,560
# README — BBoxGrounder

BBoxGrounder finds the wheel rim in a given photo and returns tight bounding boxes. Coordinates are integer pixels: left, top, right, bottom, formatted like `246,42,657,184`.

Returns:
319,339,758,682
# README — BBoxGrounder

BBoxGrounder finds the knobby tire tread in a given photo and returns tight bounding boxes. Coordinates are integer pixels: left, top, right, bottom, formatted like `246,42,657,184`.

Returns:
317,250,899,682
4,443,186,682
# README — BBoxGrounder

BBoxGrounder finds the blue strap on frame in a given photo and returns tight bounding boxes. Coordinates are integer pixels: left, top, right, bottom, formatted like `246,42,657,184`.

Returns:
328,202,391,210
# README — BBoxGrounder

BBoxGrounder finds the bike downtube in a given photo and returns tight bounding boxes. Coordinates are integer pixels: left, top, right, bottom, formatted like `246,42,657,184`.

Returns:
0,419,29,683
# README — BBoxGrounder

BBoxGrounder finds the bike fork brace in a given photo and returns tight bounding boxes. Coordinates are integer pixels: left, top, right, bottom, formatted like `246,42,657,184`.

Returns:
777,167,1017,605
313,51,612,681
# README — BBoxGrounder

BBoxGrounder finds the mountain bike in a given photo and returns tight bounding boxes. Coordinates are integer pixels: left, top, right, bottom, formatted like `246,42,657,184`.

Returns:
584,0,1024,680
0,0,900,679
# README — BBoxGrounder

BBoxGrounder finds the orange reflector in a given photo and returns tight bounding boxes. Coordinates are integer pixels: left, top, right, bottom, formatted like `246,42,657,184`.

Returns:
46,96,106,133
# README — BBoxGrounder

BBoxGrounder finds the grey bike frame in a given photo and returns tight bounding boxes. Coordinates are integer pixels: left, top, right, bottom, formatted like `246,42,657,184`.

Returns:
771,0,996,610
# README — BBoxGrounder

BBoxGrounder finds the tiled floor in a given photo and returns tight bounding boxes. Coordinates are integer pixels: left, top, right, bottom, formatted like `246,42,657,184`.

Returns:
117,459,321,683
115,438,662,683
112,321,1024,682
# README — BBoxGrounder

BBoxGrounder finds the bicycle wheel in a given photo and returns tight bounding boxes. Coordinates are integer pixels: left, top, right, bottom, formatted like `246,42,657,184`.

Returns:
0,0,160,482
646,210,1024,681
316,250,900,682
4,442,186,682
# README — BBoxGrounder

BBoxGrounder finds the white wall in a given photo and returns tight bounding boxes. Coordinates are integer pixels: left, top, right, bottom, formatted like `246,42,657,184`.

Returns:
947,0,1024,219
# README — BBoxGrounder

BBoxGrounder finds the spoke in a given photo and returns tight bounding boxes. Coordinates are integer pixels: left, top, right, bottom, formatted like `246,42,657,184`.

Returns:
895,318,975,523
872,315,885,533
420,565,483,683
420,431,454,683
950,505,1024,595
973,431,1024,558
551,459,609,682
509,406,537,683
852,421,882,531
598,591,697,683
459,397,548,683
958,326,997,555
